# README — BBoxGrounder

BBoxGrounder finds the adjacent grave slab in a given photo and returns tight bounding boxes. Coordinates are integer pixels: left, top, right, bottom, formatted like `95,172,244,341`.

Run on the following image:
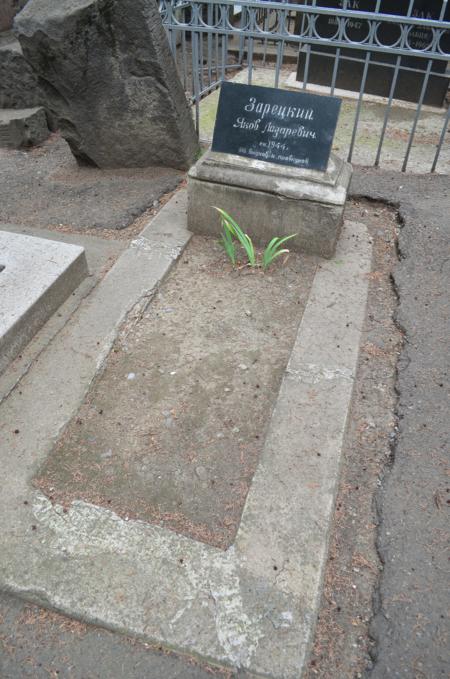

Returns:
14,0,199,169
188,150,352,258
0,231,87,374
0,107,49,148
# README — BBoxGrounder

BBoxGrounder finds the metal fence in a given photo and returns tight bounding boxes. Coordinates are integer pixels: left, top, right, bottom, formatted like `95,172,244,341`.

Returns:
159,0,450,172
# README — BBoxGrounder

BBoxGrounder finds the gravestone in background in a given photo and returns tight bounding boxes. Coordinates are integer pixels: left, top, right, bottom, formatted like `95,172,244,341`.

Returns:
14,0,199,169
0,0,28,32
188,83,350,259
296,0,450,107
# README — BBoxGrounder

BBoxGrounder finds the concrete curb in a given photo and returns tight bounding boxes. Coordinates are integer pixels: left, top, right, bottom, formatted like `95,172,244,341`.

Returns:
0,190,372,678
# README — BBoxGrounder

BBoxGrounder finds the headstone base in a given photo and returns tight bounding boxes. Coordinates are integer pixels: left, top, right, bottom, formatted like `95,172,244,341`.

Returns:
188,150,352,259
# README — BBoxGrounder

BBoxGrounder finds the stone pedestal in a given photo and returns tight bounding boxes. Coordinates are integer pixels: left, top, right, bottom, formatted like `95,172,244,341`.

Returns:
188,151,352,259
14,0,199,169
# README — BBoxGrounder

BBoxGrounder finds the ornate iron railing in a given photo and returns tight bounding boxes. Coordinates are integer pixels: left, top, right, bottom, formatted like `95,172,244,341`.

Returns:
160,0,450,172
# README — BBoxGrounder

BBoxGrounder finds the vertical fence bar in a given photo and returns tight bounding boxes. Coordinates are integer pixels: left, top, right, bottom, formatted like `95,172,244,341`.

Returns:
192,27,201,133
207,2,213,88
374,0,415,166
181,28,188,90
402,59,433,172
330,0,348,95
402,0,448,172
347,51,371,163
221,3,227,81
302,0,317,89
374,57,401,166
247,7,255,84
431,105,450,173
215,4,220,81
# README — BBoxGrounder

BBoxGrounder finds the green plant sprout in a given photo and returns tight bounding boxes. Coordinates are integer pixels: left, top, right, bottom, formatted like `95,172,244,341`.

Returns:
214,207,297,271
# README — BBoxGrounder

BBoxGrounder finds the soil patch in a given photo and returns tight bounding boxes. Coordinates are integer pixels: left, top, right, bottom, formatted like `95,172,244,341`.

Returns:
0,134,182,230
305,199,402,679
35,236,318,549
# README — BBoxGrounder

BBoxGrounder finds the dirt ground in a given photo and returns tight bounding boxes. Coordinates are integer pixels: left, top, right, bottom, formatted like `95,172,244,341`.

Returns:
305,199,402,678
35,236,318,550
0,134,183,230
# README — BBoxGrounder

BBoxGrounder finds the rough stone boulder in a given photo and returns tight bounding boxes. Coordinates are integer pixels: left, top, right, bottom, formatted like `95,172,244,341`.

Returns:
0,0,28,32
14,0,199,169
0,107,49,148
0,32,41,109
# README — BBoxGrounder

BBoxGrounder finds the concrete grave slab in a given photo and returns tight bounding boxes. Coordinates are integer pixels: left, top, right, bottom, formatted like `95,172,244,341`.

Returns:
0,223,126,401
0,230,87,374
0,191,372,678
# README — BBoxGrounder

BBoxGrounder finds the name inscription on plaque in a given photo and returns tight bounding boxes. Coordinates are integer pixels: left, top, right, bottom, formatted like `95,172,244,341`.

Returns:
212,82,341,172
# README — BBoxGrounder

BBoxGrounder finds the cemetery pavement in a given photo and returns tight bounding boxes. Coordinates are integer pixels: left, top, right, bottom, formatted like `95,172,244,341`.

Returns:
307,171,449,679
352,171,450,679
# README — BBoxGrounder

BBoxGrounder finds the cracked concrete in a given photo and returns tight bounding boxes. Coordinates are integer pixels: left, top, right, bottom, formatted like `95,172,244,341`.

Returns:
349,171,450,679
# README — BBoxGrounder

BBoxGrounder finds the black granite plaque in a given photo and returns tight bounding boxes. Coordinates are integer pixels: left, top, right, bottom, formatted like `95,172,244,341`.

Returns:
296,0,450,107
211,82,341,172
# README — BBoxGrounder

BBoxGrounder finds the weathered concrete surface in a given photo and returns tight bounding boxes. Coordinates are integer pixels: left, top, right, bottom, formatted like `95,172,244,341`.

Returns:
350,171,450,679
0,107,48,148
0,32,41,109
0,222,126,401
0,185,372,678
188,151,352,258
33,238,317,550
0,230,87,374
0,135,183,230
14,0,199,169
0,591,229,679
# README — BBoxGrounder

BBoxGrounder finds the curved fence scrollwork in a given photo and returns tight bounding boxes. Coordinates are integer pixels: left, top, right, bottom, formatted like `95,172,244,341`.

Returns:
160,0,450,172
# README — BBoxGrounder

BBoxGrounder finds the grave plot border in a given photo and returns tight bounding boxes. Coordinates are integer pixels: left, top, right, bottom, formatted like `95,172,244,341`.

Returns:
0,191,372,678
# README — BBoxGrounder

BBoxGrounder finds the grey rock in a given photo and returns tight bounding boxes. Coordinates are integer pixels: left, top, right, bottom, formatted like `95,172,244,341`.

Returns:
14,0,199,169
0,32,41,110
0,0,28,32
0,107,49,148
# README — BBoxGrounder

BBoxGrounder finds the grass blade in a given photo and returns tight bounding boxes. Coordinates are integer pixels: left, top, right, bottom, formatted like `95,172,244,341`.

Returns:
262,233,297,270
